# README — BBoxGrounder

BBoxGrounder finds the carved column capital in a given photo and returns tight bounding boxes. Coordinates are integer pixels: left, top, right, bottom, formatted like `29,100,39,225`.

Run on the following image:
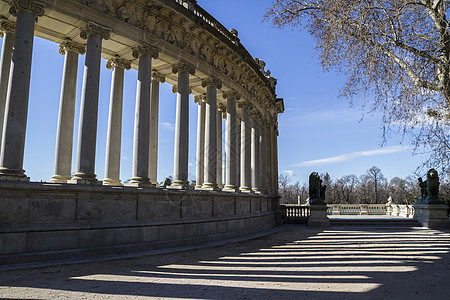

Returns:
218,103,227,119
132,45,159,59
151,70,166,83
194,94,206,104
59,40,86,55
172,62,196,75
222,90,241,100
10,0,45,20
80,21,111,40
202,77,222,89
0,20,15,37
106,56,131,70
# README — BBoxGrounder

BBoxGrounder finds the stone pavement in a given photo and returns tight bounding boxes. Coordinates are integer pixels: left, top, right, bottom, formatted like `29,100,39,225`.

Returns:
1,224,450,299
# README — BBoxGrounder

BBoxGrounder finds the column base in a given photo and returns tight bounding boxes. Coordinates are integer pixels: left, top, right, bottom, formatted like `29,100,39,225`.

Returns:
68,173,99,185
50,175,71,183
252,188,261,194
194,185,203,190
222,185,239,192
239,186,253,193
168,180,191,190
103,178,122,186
125,177,154,187
0,168,30,182
201,183,221,191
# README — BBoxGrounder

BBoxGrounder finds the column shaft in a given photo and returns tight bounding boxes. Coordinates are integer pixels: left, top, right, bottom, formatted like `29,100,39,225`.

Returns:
223,97,237,192
236,120,241,189
148,77,161,185
274,125,279,194
240,108,251,192
202,85,218,190
260,124,267,193
129,55,152,186
251,116,261,193
0,30,14,150
195,99,205,189
171,71,190,188
216,110,223,188
266,123,273,194
103,65,125,185
0,10,37,180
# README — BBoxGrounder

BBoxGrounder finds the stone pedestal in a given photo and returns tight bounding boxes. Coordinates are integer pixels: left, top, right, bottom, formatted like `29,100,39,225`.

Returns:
308,205,330,227
413,204,450,228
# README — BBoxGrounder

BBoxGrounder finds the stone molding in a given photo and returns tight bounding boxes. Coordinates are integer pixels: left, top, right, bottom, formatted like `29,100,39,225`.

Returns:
58,39,86,55
151,70,166,83
10,0,45,19
202,77,222,89
132,45,159,59
0,20,15,36
172,62,196,75
106,56,131,70
80,21,111,40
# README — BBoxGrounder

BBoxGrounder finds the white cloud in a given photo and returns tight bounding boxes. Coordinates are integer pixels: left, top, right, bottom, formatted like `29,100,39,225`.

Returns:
160,122,175,131
282,170,295,176
294,146,412,167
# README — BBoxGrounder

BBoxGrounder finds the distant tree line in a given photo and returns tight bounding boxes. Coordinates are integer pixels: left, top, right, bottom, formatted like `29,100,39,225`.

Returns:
279,166,450,205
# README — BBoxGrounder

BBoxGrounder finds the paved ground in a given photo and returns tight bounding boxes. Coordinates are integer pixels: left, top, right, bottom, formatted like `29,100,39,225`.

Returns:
1,224,450,299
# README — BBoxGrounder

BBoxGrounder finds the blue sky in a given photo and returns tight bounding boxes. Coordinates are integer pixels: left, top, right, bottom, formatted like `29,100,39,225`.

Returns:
4,0,427,184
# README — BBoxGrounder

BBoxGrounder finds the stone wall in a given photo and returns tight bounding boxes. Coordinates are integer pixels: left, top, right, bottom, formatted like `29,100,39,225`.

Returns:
0,182,278,265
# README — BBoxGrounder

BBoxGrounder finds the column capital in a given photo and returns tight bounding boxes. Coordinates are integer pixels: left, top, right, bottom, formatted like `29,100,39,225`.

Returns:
194,94,206,104
222,90,241,100
0,20,15,36
218,103,227,119
106,55,131,70
238,101,252,110
151,70,166,83
132,45,159,59
202,77,222,89
80,21,111,40
10,0,45,20
59,39,86,55
172,62,196,75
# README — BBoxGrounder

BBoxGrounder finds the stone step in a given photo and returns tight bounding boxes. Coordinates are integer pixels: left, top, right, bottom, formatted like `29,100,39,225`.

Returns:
330,218,420,227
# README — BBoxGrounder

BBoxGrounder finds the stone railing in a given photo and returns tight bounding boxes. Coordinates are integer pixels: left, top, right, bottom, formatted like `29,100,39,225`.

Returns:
327,204,414,218
279,204,309,223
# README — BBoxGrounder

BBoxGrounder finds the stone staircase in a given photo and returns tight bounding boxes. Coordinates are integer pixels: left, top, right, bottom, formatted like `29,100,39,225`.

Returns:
330,218,421,227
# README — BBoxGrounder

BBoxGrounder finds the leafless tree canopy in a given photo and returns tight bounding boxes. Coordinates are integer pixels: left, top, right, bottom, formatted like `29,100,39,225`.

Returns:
266,0,450,174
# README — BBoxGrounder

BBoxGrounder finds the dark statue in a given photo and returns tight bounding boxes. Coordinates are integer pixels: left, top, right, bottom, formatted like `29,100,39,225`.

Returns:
309,172,326,205
417,169,444,204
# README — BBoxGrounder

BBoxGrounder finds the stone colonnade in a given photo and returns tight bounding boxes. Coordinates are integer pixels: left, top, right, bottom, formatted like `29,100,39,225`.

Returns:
0,0,281,194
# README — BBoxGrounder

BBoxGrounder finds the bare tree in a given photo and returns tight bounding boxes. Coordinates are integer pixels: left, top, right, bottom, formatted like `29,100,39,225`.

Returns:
366,166,387,203
265,0,450,174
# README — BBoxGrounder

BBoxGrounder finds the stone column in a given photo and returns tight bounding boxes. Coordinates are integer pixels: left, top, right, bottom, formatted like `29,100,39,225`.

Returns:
170,63,195,189
202,77,222,191
127,46,159,187
194,95,206,189
223,91,239,192
251,112,261,193
50,40,85,183
273,123,280,194
148,70,165,185
69,22,110,184
216,104,225,189
0,20,15,151
265,122,273,194
239,103,252,192
0,1,44,181
236,117,241,190
103,56,131,186
260,122,268,194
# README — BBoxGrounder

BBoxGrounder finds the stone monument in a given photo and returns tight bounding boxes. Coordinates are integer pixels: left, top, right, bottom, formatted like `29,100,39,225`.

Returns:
308,172,330,227
414,169,449,228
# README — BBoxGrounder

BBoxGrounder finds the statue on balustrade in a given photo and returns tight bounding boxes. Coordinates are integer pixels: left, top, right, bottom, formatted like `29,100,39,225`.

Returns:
309,172,326,205
417,169,444,204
